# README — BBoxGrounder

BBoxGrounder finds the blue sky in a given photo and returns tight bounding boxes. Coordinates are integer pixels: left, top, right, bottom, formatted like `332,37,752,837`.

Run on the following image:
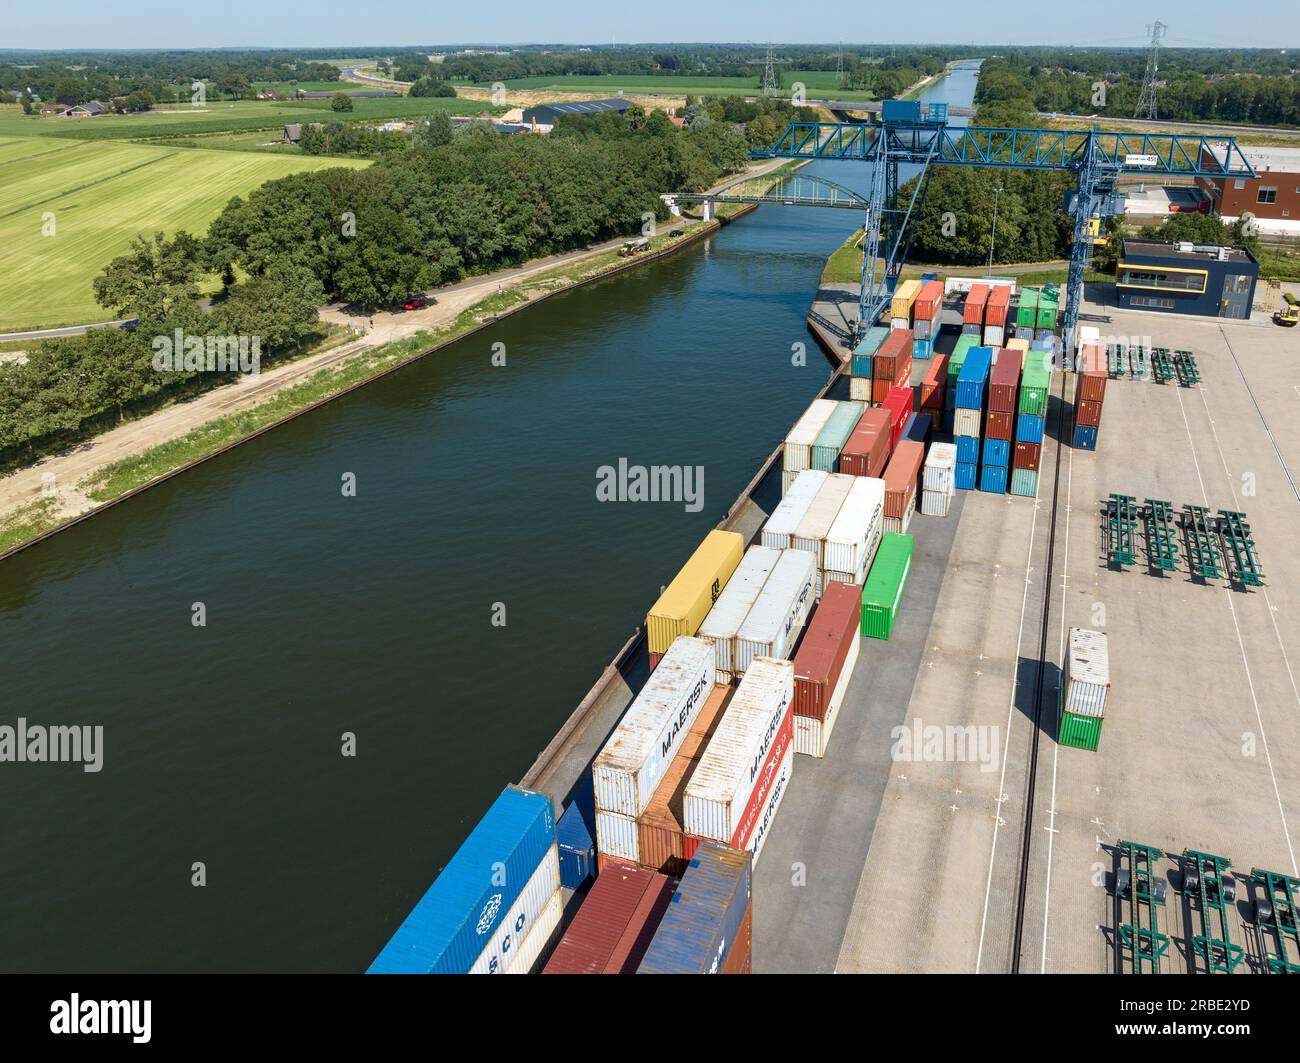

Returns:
5,1,1294,50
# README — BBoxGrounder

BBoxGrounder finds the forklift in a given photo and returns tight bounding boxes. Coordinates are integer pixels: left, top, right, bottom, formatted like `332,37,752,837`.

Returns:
1276,292,1299,328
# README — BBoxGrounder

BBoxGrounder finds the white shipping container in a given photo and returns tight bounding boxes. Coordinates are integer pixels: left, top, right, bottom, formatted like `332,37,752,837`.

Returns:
923,442,957,494
762,470,828,550
1066,627,1110,717
684,658,794,842
594,808,640,862
890,317,909,331
781,469,799,496
920,488,952,517
735,551,816,674
502,891,563,975
914,316,933,341
953,408,982,437
791,473,855,567
783,400,838,474
824,476,886,575
849,376,873,402
794,624,859,758
698,546,782,681
984,325,1005,348
883,494,915,536
592,636,715,816
746,743,794,865
468,844,561,974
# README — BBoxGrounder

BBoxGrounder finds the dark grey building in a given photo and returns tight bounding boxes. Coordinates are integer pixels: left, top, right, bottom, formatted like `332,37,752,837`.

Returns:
521,97,633,126
1116,239,1259,319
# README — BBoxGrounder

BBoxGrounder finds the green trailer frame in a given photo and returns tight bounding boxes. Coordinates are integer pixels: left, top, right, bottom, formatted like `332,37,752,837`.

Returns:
1105,493,1139,567
1251,868,1300,974
1218,510,1265,587
1107,343,1125,379
1142,499,1180,573
1151,347,1174,385
1116,840,1170,974
1180,504,1222,580
1173,349,1200,386
1181,849,1245,974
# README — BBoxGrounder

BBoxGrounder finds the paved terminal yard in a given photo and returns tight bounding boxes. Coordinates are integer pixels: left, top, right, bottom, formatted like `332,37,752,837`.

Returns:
755,299,1300,974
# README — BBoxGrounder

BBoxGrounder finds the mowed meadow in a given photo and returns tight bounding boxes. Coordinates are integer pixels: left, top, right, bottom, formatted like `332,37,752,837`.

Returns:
0,133,369,332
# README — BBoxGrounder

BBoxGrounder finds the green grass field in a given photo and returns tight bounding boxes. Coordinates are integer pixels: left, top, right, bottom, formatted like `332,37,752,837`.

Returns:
488,72,878,102
0,135,370,332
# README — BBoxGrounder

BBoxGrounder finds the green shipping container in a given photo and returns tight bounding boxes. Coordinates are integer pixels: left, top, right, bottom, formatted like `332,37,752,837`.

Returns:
1016,287,1039,328
1018,360,1050,416
812,401,866,471
1058,709,1103,751
1036,292,1058,331
860,532,913,639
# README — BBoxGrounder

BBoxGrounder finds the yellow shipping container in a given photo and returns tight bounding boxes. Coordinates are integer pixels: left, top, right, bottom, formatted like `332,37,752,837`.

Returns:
646,530,744,655
890,279,921,321
1008,338,1030,352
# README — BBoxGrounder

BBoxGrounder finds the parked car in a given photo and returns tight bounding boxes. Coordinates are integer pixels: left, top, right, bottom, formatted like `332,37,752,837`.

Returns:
401,296,430,311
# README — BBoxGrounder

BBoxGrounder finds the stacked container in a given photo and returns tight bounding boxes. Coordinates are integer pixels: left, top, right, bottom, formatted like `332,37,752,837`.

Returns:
873,329,913,405
823,475,886,589
782,399,838,493
1036,286,1059,335
368,785,560,975
734,550,816,672
542,860,676,974
890,278,921,331
944,334,977,434
962,284,989,335
984,285,1010,347
684,658,795,864
953,346,993,491
593,636,716,865
882,439,924,534
762,469,827,550
860,532,913,640
790,473,854,587
697,546,782,683
638,842,752,974
921,441,957,516
981,347,1020,494
791,581,861,758
919,352,948,428
850,327,889,402
838,407,892,478
810,401,866,472
911,279,944,359
556,798,596,890
1015,286,1039,339
645,530,744,670
1073,325,1106,452
1058,627,1110,751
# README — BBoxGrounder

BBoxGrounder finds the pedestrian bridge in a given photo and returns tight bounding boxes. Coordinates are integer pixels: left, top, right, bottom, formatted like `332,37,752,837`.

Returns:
667,172,869,215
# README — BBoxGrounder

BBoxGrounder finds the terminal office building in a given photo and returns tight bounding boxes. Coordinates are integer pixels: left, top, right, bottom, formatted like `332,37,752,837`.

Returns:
1116,239,1259,319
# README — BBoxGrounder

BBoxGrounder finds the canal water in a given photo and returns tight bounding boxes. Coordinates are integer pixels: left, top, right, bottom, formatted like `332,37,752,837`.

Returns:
0,63,979,972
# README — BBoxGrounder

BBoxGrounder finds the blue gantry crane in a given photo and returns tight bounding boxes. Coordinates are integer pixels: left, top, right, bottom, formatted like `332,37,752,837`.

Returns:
749,104,1257,357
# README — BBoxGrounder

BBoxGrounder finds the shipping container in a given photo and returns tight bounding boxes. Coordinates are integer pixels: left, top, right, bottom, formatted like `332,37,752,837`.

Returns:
874,329,913,384
824,476,886,578
923,441,957,494
368,784,556,975
920,353,948,409
914,279,944,321
1016,413,1045,444
637,842,751,974
557,798,595,890
914,335,933,359
883,439,924,522
983,325,1005,348
543,860,676,974
982,436,1011,467
763,469,828,550
851,326,889,378
890,278,921,320
735,551,817,672
953,408,982,438
593,636,716,817
1072,424,1097,451
871,377,892,405
882,386,913,450
1016,286,1039,328
860,532,913,639
1007,337,1030,353
985,410,1013,441
811,401,866,472
849,375,873,402
902,412,930,447
985,284,1010,326
914,318,933,342
955,434,979,465
743,741,794,863
839,407,892,478
979,462,1008,494
1009,467,1038,497
636,684,733,876
955,461,978,491
721,903,753,975
646,530,744,654
920,487,952,516
791,474,854,569
1076,398,1103,428
783,399,839,474
494,890,563,975
792,581,860,726
1019,358,1051,415
890,317,909,331
698,546,782,682
988,348,1022,413
1065,627,1110,717
963,283,989,324
1078,372,1106,404
467,845,562,974
1013,440,1041,471
684,658,794,843
942,409,955,434
881,98,923,123
1036,288,1059,331
955,346,993,409
882,495,915,536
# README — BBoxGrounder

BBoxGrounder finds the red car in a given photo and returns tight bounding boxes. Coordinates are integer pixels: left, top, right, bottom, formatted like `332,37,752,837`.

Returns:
402,296,429,311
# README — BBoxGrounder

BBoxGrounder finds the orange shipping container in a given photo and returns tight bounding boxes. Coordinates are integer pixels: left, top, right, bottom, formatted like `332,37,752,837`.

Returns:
985,285,1010,327
920,353,949,409
1078,372,1107,403
873,329,913,382
913,280,944,320
963,284,989,324
839,407,892,478
883,440,924,519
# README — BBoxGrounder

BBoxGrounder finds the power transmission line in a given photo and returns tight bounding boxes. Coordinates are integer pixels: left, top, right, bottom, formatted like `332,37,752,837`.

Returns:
762,43,778,96
1134,20,1166,120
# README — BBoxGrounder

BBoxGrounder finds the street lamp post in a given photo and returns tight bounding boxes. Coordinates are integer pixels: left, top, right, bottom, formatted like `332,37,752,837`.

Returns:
987,186,1003,277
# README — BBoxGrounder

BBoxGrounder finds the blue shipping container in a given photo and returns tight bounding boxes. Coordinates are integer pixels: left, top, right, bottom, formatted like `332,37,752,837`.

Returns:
556,800,595,891
942,409,956,434
368,785,556,974
851,326,888,377
903,412,930,446
980,462,1009,494
955,461,978,491
955,347,994,410
914,335,933,359
1072,424,1098,451
1010,467,1038,497
882,99,922,123
983,437,1010,467
1016,414,1045,444
956,434,979,465
638,842,751,974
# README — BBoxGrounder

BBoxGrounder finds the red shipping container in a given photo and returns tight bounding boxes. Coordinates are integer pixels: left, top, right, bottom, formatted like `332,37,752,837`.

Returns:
914,280,944,321
920,353,949,409
988,349,1022,414
543,859,676,974
985,285,1010,327
721,903,752,974
1077,342,1106,375
1013,440,1041,471
881,387,913,450
883,440,924,519
873,329,913,382
729,705,792,853
648,651,662,673
871,378,891,405
1078,372,1106,404
986,410,1014,441
792,581,861,722
964,284,990,324
1076,398,1103,428
839,407,892,478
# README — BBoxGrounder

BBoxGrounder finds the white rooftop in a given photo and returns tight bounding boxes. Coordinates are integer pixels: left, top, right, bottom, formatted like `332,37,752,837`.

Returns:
1240,146,1300,175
